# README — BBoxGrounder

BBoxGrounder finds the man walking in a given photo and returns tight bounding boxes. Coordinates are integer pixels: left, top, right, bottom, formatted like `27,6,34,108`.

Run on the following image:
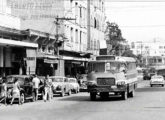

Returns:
32,75,40,101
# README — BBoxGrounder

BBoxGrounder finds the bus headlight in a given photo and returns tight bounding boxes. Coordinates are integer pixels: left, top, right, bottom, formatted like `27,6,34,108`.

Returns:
117,81,126,86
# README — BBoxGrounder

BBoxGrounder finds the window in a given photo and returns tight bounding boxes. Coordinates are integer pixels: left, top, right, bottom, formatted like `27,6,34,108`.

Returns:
70,0,73,9
75,29,78,43
94,18,97,28
80,31,82,44
75,2,78,22
70,27,73,42
80,6,82,18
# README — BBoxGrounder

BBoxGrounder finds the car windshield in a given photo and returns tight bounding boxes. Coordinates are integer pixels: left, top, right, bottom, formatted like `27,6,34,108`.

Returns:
52,78,63,82
152,76,163,79
69,79,76,83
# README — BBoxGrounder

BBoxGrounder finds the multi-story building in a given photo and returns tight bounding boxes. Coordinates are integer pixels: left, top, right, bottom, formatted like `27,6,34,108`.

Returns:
131,39,165,57
0,0,38,77
61,0,105,76
130,38,165,67
8,0,105,77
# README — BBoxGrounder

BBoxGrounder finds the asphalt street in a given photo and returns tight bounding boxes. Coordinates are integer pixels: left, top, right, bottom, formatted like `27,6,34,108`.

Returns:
1,80,165,120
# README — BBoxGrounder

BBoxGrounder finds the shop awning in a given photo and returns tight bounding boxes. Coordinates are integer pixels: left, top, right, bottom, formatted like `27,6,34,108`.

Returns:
44,59,58,64
0,38,38,48
62,56,89,61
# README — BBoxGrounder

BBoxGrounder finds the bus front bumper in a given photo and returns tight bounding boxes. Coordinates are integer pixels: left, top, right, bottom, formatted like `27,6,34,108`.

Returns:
87,85,127,93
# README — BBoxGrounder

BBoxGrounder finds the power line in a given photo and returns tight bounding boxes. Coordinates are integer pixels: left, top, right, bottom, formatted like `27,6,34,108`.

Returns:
105,0,165,2
120,25,165,28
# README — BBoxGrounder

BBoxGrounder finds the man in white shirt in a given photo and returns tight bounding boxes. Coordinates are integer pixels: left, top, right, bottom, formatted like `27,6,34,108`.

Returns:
32,75,40,101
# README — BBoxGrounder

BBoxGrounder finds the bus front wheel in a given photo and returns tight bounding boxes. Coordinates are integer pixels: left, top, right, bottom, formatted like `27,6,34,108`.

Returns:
129,90,135,97
90,92,96,101
121,91,128,100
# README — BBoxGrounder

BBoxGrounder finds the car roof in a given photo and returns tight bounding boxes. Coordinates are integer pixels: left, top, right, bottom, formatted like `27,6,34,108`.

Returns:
68,78,77,80
152,75,163,77
49,76,66,78
6,75,31,78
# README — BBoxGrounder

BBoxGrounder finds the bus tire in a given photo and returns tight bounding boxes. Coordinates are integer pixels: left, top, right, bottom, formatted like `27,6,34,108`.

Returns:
121,91,128,100
129,90,135,98
90,92,96,101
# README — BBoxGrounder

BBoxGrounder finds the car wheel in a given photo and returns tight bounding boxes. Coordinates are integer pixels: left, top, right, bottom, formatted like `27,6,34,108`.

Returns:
129,90,135,98
90,92,96,101
68,90,71,96
121,91,128,100
77,88,79,93
162,84,164,87
150,84,153,87
20,93,25,104
61,90,65,97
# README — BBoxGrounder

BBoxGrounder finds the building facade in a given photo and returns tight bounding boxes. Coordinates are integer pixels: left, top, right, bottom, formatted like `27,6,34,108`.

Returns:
131,39,165,57
0,0,38,77
130,38,165,67
8,0,105,77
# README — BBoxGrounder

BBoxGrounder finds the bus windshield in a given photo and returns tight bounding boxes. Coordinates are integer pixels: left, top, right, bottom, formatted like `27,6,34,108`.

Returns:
89,61,124,73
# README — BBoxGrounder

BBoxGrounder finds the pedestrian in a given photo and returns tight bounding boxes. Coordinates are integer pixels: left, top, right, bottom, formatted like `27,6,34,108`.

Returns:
32,74,40,101
0,77,7,105
43,75,53,102
10,78,21,105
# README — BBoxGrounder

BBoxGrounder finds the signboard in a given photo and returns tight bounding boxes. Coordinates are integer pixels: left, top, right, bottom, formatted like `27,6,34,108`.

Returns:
44,59,58,64
96,55,115,61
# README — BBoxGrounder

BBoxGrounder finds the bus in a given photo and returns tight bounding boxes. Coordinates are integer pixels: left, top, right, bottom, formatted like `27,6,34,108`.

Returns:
87,55,138,100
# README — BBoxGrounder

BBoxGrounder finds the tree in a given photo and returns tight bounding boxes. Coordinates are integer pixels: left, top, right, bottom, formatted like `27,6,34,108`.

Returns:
105,22,126,55
122,48,136,58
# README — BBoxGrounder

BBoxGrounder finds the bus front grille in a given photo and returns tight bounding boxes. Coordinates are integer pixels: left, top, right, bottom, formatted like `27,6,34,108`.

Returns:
97,78,115,86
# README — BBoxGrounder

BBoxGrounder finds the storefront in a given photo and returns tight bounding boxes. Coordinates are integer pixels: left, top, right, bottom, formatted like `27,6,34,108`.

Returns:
25,29,59,76
59,50,90,77
0,38,38,77
36,54,58,76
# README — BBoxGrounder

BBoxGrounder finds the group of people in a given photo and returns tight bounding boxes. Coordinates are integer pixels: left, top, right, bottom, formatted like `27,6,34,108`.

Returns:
33,74,53,102
0,74,53,105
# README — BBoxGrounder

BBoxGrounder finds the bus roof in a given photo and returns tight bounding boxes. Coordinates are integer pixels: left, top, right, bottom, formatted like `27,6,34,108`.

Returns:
91,55,136,63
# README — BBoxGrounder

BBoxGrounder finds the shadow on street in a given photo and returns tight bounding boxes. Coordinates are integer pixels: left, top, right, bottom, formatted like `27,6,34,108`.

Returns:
58,94,130,102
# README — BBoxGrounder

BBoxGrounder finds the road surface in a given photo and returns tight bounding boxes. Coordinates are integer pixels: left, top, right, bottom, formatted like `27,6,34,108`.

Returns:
1,80,165,120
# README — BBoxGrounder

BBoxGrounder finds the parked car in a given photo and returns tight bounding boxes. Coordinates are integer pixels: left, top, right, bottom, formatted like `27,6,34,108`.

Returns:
68,78,79,93
3,75,36,104
150,75,165,87
78,74,88,92
80,81,88,92
49,76,71,97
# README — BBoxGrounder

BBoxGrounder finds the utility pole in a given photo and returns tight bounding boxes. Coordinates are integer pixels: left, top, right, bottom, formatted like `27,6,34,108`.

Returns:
87,0,91,50
54,16,76,76
54,16,76,55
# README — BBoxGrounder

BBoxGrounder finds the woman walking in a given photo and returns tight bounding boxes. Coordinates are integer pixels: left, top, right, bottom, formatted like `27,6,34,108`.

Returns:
0,77,7,105
10,78,21,105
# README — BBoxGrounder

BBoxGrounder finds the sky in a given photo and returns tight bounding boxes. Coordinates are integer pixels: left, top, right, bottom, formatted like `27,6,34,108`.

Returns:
105,1,165,43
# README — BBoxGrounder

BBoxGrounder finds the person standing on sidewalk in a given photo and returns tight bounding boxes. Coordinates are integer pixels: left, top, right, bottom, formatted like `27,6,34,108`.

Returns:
32,75,40,101
10,78,21,105
0,77,7,105
43,75,53,102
